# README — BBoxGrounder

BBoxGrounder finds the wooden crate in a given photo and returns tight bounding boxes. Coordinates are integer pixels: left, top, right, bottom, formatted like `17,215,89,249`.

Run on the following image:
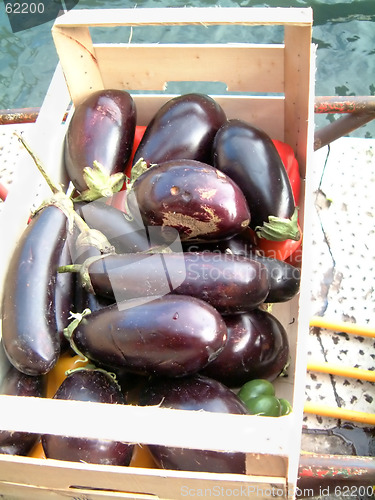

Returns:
0,7,315,499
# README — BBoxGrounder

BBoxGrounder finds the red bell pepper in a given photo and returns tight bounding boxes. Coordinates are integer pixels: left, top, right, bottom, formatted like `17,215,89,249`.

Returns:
255,140,303,261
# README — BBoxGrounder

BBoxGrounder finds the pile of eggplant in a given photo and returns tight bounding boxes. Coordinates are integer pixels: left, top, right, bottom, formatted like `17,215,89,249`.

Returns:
0,91,302,474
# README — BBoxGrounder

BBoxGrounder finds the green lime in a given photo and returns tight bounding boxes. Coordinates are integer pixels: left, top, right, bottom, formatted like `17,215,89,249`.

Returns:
238,379,275,403
244,395,281,417
279,398,292,416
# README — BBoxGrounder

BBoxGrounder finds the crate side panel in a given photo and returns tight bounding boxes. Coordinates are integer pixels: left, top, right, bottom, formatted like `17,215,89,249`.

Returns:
0,455,287,499
52,7,313,29
52,25,105,105
133,95,285,141
284,24,313,176
95,45,284,94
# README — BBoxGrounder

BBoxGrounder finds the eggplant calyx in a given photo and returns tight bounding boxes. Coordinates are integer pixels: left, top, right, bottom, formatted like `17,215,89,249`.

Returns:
31,192,76,232
255,208,300,242
64,365,121,391
121,158,149,220
75,228,115,255
63,308,92,361
125,157,149,191
74,161,125,202
59,253,114,295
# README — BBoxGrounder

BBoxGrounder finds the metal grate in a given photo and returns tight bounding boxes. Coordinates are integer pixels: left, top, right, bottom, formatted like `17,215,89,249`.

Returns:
304,137,375,441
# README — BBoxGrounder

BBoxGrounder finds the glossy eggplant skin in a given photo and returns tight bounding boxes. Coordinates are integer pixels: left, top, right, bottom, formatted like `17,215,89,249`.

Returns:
41,369,134,465
64,89,136,192
185,236,301,303
127,159,250,242
1,205,68,375
74,200,154,254
213,119,295,230
248,253,301,303
82,251,269,314
133,93,226,167
138,375,248,474
0,364,46,456
55,233,76,351
71,231,114,314
201,309,290,387
72,295,228,377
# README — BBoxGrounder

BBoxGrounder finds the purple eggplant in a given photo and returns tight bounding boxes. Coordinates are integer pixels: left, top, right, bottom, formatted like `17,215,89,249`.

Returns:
69,226,114,314
41,368,134,465
68,251,269,314
138,375,248,474
133,93,226,167
213,119,300,241
64,89,136,193
0,363,46,456
69,295,227,377
201,309,290,387
73,200,159,254
1,205,68,375
126,159,250,242
55,233,76,351
185,235,301,303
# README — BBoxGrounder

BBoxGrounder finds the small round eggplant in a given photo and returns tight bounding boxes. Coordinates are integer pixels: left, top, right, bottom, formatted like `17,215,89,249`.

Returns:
1,205,68,375
0,363,46,456
132,93,226,167
127,159,251,242
41,368,134,465
71,251,269,314
138,374,248,474
201,309,290,387
64,89,136,192
70,295,228,377
213,119,300,241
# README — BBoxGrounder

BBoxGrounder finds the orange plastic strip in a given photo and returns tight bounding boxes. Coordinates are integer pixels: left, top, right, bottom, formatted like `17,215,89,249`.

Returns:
309,316,375,338
304,402,375,425
307,360,375,382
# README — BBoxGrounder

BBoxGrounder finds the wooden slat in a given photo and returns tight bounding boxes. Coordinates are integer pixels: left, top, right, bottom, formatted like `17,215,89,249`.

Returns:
0,395,294,456
52,25,105,106
131,95,284,138
53,7,313,28
96,44,284,94
0,454,286,500
283,24,314,176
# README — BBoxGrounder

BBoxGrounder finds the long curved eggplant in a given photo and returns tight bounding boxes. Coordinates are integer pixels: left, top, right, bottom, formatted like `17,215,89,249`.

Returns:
185,234,301,303
64,89,136,193
138,374,249,474
69,251,269,314
132,93,226,167
213,119,300,241
201,309,290,387
41,368,134,465
0,363,46,456
126,159,250,242
69,295,228,377
1,205,68,375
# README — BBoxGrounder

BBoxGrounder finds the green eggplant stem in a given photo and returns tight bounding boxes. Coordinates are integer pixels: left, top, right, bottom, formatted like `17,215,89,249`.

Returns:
255,207,300,242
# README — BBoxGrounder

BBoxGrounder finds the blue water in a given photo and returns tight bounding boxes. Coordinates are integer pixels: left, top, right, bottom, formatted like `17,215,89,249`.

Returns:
0,0,374,137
